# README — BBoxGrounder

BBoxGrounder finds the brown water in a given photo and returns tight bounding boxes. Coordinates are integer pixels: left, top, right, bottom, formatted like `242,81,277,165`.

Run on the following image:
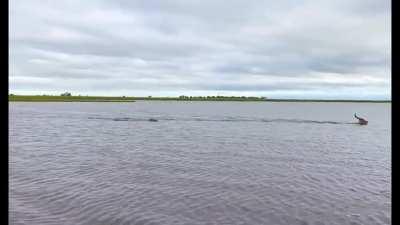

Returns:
9,101,391,225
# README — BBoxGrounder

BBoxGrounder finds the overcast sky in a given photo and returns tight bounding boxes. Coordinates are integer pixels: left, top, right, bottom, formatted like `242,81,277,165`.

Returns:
9,0,391,99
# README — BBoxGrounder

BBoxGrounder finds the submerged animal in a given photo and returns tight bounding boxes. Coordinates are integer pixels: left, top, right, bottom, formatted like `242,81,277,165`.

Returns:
354,113,368,125
148,118,158,122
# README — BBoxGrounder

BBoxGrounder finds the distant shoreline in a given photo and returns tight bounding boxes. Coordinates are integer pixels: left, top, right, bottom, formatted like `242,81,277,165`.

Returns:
261,99,390,103
8,95,391,103
9,95,136,102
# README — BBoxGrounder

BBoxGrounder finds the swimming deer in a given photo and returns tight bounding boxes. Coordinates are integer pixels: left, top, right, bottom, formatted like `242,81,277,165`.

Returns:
354,113,368,125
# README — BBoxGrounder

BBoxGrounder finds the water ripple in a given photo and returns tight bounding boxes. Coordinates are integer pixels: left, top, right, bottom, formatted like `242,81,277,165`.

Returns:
88,116,358,125
10,102,391,225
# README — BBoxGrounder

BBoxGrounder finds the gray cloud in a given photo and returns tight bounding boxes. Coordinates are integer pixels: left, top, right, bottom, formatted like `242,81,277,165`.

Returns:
9,0,391,99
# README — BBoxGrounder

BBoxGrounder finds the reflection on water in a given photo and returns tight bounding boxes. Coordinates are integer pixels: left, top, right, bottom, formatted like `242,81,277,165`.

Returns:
10,102,391,225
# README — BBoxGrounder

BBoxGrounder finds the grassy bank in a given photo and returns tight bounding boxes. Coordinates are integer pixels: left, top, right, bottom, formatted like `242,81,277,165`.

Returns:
264,99,391,103
8,95,267,102
9,95,136,102
132,96,267,101
8,95,390,103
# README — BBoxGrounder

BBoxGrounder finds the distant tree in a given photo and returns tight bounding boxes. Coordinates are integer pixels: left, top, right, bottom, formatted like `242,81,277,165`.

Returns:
61,92,71,96
179,95,189,99
148,96,152,98
9,94,14,96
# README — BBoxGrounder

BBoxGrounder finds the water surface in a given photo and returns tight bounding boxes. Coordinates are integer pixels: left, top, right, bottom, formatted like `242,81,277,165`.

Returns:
9,101,391,225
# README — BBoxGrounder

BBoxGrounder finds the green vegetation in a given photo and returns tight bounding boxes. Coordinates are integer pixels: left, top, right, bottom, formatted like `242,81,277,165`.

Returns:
60,92,72,96
9,95,135,102
8,94,390,103
263,99,391,103
132,95,267,101
8,94,267,102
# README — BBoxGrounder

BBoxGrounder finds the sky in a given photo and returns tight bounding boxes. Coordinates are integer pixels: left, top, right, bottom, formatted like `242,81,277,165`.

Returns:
9,0,391,99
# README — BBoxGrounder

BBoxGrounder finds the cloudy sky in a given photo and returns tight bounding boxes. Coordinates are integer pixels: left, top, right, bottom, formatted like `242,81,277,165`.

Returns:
10,0,391,99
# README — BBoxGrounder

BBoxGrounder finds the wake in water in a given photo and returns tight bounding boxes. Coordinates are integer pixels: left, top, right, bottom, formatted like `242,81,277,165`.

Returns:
88,116,358,125
88,117,161,122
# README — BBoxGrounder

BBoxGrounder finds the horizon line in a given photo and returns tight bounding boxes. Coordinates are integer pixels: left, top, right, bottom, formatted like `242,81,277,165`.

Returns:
8,94,391,102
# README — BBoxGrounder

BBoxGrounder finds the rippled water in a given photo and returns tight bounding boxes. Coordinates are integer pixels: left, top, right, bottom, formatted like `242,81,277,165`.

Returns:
9,101,391,225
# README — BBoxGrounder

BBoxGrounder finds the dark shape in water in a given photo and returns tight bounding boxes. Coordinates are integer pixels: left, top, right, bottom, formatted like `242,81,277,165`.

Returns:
354,113,368,125
148,118,158,122
112,117,130,121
